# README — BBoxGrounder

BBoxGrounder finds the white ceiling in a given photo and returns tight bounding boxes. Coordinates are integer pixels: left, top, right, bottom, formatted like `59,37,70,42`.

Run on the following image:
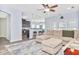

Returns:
0,4,79,19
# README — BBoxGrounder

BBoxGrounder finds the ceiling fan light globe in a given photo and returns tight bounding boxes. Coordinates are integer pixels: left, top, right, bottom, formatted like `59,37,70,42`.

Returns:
45,8,50,12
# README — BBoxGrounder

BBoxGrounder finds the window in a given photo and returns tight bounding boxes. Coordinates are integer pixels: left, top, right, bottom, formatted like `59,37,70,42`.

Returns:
36,25,40,28
31,24,35,28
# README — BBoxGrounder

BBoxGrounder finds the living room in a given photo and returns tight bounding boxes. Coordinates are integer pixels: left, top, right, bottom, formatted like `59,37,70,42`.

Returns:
0,4,79,55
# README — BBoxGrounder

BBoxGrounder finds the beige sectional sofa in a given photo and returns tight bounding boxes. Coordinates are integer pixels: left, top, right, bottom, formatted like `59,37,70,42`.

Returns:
35,30,78,55
36,30,62,43
36,30,79,43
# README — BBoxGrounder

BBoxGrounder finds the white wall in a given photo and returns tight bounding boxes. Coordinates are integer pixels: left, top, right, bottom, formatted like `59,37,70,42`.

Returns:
0,5,22,42
45,11,79,31
10,9,22,42
6,15,11,40
0,18,7,37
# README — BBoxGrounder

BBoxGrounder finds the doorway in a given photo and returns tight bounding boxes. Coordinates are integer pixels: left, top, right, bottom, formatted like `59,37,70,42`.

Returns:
0,10,10,45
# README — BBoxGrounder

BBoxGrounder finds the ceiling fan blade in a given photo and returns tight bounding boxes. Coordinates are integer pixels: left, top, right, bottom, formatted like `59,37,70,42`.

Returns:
46,4,49,8
42,4,47,8
50,5,58,8
37,9,44,10
50,9,55,12
42,4,49,8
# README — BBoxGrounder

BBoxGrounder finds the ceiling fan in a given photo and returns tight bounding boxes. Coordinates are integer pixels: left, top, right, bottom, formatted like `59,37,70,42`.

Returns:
38,4,58,13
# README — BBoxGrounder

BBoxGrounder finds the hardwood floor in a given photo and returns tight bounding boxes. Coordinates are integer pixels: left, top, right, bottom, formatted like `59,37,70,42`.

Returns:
0,37,10,55
0,37,10,46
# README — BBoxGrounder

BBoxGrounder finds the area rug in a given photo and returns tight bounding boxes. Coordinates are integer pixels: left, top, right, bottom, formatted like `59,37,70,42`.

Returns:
5,40,47,55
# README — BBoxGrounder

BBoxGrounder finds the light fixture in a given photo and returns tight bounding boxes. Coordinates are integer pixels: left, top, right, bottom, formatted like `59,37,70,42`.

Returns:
44,8,50,12
67,6,74,10
71,6,74,8
60,16,64,19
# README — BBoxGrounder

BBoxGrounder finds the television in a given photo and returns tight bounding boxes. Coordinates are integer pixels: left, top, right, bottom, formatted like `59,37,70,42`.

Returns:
62,30,74,38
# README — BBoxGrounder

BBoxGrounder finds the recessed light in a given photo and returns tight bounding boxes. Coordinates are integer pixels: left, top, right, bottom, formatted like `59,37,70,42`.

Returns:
71,6,74,8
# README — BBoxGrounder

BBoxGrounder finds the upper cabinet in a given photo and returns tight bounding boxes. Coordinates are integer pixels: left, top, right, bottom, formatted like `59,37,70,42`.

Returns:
22,19,30,28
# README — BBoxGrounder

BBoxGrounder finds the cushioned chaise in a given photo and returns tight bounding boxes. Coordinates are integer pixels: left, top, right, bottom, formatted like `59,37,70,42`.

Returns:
41,38,63,55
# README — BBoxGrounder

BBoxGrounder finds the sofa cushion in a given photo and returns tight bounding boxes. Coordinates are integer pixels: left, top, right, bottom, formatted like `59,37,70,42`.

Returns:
42,43,62,55
36,35,52,40
42,38,62,48
61,37,74,42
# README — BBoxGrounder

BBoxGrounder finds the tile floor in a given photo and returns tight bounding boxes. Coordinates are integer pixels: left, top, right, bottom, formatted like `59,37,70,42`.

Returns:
0,38,48,55
0,38,64,55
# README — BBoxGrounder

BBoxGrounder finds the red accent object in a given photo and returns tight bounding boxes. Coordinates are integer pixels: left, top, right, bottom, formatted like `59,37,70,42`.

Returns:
64,48,79,55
